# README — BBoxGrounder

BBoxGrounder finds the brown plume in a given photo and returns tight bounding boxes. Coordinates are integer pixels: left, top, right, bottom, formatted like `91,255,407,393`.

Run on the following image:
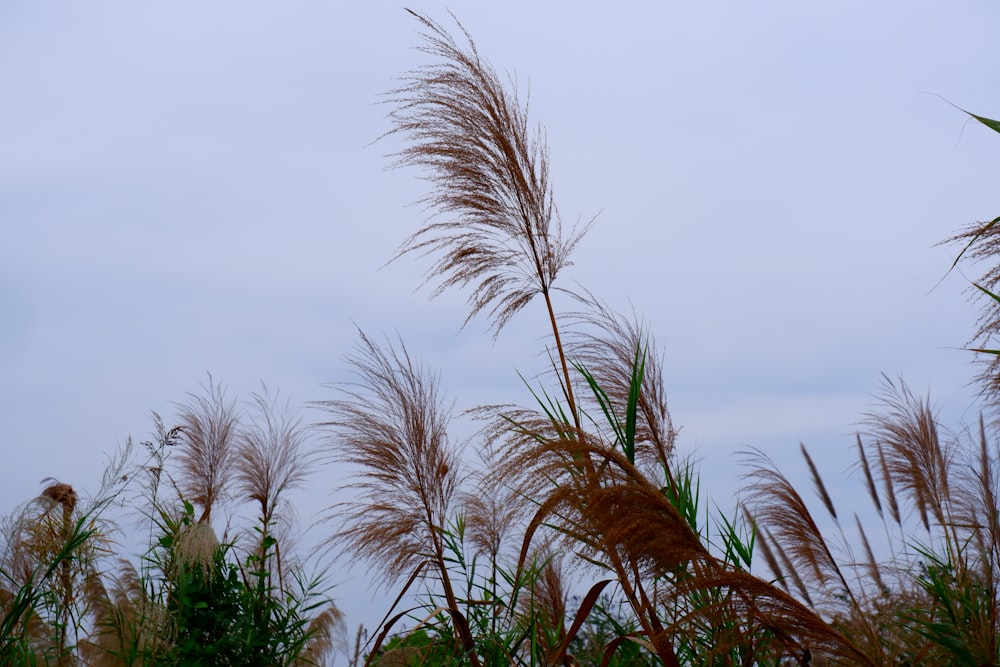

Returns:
864,375,952,532
235,387,312,528
318,329,482,663
564,292,677,471
383,10,590,337
175,375,239,525
319,329,463,583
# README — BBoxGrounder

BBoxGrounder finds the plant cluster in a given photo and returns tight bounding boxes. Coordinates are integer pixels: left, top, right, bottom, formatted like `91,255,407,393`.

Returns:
1,386,342,666
3,10,999,666
322,12,1000,666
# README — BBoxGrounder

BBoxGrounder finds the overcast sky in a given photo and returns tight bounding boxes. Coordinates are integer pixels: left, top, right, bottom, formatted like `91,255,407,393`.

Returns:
2,0,999,641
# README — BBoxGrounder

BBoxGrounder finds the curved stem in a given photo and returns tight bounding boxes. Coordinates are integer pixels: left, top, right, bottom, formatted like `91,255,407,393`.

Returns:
433,534,482,667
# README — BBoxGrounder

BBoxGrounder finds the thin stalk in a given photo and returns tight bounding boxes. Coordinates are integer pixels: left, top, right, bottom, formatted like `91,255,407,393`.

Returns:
434,540,481,666
423,500,481,667
543,289,580,432
614,561,679,667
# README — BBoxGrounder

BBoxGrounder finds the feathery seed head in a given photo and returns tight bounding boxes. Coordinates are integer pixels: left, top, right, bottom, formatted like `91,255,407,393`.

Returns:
318,329,464,584
174,522,219,576
175,375,239,525
384,11,591,337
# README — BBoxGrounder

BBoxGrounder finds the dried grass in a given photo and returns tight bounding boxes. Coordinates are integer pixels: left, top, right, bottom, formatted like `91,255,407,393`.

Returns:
742,449,850,598
235,387,313,529
384,10,590,338
319,329,463,584
175,375,240,525
864,375,952,533
564,292,677,472
944,219,1000,405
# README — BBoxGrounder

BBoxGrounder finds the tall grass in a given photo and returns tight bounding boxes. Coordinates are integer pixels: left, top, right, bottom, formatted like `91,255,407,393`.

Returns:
317,329,479,664
383,9,592,430
354,10,875,665
745,377,1000,665
7,11,999,665
345,11,1000,665
1,383,341,666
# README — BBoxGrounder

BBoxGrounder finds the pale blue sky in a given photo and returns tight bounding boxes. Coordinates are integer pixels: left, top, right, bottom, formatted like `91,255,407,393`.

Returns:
2,0,999,641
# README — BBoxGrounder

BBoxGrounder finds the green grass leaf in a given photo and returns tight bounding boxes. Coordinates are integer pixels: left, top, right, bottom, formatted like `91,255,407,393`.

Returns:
970,112,1000,135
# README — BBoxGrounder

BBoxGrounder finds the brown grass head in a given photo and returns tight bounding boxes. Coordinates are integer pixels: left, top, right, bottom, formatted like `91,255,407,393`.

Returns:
472,402,583,504
436,397,888,664
745,509,784,585
853,435,883,520
459,474,520,566
235,385,313,529
175,375,240,525
800,444,838,522
759,523,814,606
565,292,677,471
853,514,884,592
745,507,814,605
83,559,171,664
483,400,701,588
864,375,952,532
943,219,1000,406
742,448,918,664
2,485,85,586
937,414,1000,591
516,550,569,657
317,329,463,585
384,10,590,336
971,415,1000,571
741,449,851,606
874,441,901,525
293,605,347,667
489,416,707,578
40,480,77,521
504,435,874,664
664,566,879,666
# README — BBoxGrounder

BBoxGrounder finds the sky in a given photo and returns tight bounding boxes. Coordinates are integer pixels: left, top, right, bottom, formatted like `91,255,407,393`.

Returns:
2,0,999,647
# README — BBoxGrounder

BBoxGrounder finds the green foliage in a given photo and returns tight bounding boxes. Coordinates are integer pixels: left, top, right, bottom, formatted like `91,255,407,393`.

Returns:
575,343,645,465
0,398,337,666
368,516,535,666
136,490,334,666
160,539,324,665
566,594,659,667
0,512,98,664
907,548,997,667
374,626,459,665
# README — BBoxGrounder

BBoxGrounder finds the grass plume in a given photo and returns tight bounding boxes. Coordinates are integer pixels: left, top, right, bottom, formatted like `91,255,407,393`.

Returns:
318,329,480,664
565,293,677,472
384,9,591,430
865,375,952,533
175,375,240,525
384,10,590,336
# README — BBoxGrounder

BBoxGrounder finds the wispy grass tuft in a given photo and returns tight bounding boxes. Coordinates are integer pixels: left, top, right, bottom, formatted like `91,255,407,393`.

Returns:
383,10,591,338
175,375,240,525
383,9,593,432
319,329,463,584
564,292,677,472
865,375,952,533
236,386,313,532
317,328,481,664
